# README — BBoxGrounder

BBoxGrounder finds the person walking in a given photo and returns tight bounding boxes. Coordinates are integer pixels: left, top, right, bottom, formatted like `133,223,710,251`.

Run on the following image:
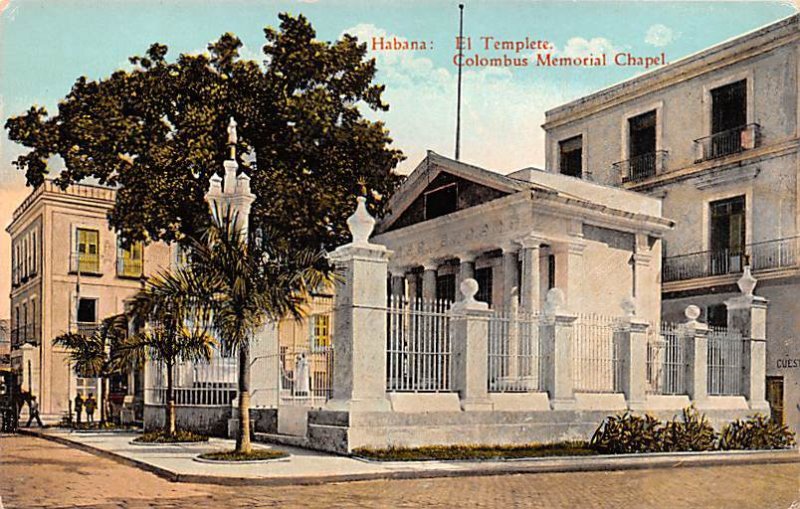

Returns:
26,396,43,427
74,393,84,426
85,393,97,424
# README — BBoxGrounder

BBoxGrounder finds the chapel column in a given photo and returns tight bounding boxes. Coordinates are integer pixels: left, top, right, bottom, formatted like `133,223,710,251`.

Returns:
457,253,476,287
519,236,544,313
421,262,438,301
553,239,586,314
501,244,520,312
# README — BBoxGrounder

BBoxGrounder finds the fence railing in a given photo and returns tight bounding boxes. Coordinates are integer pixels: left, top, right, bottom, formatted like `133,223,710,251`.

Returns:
147,353,238,407
487,310,543,392
693,123,761,162
573,314,623,393
614,150,669,184
663,237,800,283
279,345,334,405
386,297,452,393
707,327,744,396
646,322,687,395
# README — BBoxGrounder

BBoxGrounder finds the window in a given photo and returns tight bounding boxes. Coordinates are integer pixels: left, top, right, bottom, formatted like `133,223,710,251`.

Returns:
424,183,458,220
766,376,784,426
628,111,657,178
310,314,331,349
31,231,36,275
559,135,582,178
706,304,728,328
475,267,493,305
709,196,745,275
711,80,747,135
77,298,97,324
118,240,144,278
75,228,100,273
435,273,456,303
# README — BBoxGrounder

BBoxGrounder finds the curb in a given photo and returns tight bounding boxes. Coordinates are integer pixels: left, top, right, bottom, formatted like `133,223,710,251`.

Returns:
17,429,800,487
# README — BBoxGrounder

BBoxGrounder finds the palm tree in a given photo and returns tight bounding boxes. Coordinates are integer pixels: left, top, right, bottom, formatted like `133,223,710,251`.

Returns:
186,207,331,453
53,314,129,425
115,268,218,437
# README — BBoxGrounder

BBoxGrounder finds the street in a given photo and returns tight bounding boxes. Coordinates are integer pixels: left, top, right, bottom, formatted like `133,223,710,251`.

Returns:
1,435,799,508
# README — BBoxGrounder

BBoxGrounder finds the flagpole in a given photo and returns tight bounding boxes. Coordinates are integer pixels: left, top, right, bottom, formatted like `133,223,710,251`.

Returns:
455,3,464,161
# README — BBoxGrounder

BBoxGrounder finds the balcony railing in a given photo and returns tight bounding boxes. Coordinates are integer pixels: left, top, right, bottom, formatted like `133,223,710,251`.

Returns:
663,236,800,283
693,123,761,162
117,258,144,278
614,150,668,184
11,324,39,347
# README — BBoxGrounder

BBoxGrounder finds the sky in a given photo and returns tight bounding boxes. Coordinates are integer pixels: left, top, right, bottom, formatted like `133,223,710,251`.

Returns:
0,0,797,318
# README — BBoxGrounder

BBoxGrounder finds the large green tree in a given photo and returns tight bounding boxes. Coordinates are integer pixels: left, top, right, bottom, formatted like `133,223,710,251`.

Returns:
6,13,403,253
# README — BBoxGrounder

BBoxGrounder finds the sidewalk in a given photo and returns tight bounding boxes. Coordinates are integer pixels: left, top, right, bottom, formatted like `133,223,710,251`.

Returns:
20,427,800,487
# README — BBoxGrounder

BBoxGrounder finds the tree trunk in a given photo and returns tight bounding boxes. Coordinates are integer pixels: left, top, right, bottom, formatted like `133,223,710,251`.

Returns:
166,361,176,436
236,343,251,454
100,377,108,425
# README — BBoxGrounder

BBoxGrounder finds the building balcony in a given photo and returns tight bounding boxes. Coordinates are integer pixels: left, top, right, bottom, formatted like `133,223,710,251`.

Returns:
663,236,800,284
613,150,668,184
117,258,144,279
11,324,39,348
693,123,761,163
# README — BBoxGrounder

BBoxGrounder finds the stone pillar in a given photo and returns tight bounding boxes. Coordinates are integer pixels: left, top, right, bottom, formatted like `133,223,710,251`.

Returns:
618,301,650,409
683,305,709,403
542,289,576,409
632,233,658,324
724,267,769,412
519,237,543,313
554,240,586,314
389,270,406,300
457,254,476,287
450,279,493,411
421,263,438,302
249,322,280,408
405,272,419,302
326,197,392,412
501,245,519,312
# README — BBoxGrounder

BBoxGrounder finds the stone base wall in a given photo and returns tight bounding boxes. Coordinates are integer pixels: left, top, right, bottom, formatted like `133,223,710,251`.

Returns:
143,405,232,437
251,408,278,434
306,397,758,454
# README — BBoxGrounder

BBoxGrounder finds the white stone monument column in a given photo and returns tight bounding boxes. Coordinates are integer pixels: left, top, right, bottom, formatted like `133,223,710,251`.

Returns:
683,305,709,403
724,267,769,412
541,288,576,409
326,197,392,412
450,279,493,411
519,237,543,313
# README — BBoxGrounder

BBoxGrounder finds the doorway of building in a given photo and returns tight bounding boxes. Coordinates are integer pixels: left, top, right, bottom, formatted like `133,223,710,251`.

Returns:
766,376,784,426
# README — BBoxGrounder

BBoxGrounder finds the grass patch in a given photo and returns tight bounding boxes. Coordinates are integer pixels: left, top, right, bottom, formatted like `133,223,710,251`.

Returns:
354,441,596,461
71,422,133,431
133,430,209,443
197,449,288,461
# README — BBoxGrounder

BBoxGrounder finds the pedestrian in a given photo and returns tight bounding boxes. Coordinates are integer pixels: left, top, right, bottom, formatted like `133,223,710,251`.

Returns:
74,393,84,426
26,396,43,427
85,393,97,424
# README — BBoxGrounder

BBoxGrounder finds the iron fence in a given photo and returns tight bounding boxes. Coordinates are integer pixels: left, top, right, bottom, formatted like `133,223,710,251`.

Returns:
147,352,238,407
646,322,687,395
573,314,623,393
386,296,452,392
487,309,543,392
707,327,744,396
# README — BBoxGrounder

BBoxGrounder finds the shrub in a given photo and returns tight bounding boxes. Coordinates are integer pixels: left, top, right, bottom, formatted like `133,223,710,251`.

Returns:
197,449,287,461
662,406,717,452
717,414,796,450
133,429,209,443
590,412,666,454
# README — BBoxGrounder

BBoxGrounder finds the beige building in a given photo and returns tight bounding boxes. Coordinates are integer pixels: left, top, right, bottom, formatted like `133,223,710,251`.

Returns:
543,15,800,431
7,181,170,421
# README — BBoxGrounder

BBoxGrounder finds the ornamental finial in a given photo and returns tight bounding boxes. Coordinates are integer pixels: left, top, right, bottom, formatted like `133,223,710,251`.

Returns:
346,196,375,246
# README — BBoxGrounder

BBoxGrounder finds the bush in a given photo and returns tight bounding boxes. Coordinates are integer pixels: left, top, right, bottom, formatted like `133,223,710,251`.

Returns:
133,429,209,443
718,414,796,450
661,406,717,452
354,442,595,461
590,412,666,454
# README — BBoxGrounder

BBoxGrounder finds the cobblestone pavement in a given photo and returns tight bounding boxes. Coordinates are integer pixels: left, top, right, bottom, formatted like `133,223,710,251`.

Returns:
2,435,800,509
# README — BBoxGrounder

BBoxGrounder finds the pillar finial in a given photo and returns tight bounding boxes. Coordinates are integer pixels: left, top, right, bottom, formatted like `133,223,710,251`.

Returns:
227,116,238,160
737,265,757,297
346,196,376,246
